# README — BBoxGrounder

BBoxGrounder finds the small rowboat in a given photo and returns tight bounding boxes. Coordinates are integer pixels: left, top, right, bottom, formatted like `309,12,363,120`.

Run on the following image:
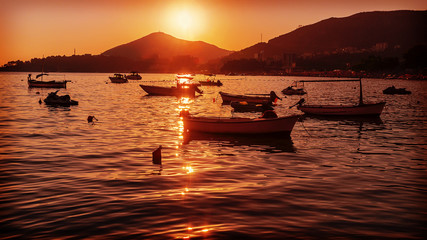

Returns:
230,101,274,112
181,111,300,135
140,74,203,97
140,84,202,97
199,74,222,86
296,79,386,116
297,102,385,116
219,91,279,105
198,80,223,86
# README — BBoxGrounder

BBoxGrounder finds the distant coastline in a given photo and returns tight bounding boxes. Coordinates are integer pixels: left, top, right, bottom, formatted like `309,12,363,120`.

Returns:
2,10,425,79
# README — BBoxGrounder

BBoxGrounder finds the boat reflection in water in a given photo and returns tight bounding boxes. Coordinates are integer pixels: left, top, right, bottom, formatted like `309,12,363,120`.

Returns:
182,131,296,154
301,114,384,125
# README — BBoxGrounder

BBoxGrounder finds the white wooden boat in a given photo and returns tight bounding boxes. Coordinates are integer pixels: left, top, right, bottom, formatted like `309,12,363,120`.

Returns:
181,111,300,135
27,73,68,88
296,79,385,116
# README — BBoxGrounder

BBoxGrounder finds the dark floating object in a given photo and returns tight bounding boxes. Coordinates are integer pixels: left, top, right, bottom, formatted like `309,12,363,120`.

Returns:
43,90,78,107
38,98,42,104
87,115,98,123
383,86,411,95
152,145,162,165
281,86,306,95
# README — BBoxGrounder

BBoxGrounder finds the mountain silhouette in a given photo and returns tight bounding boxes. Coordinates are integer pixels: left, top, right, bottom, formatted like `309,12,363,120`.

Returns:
226,10,427,60
102,32,233,64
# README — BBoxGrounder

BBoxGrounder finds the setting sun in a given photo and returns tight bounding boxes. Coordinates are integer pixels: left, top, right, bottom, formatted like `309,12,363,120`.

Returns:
164,3,205,40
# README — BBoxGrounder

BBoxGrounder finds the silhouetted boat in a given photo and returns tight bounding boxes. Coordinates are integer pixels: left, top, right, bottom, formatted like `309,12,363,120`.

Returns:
220,91,280,105
27,73,68,88
296,79,385,116
43,90,78,107
230,101,274,112
139,84,203,97
198,74,223,86
180,110,300,135
383,86,411,95
199,80,223,86
109,73,128,83
281,86,306,95
140,74,203,97
126,72,142,80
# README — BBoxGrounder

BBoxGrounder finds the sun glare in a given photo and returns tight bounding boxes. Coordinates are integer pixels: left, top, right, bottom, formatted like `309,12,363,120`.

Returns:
164,3,205,40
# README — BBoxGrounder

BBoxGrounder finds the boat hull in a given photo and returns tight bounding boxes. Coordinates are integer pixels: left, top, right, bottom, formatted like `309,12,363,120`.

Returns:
281,89,306,95
297,102,386,116
199,81,222,86
140,84,199,97
28,80,67,88
126,76,141,80
183,115,300,135
109,77,128,83
230,101,273,112
219,91,270,104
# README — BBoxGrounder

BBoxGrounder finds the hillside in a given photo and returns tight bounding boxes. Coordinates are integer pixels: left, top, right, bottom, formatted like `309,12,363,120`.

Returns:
227,10,427,60
102,32,233,64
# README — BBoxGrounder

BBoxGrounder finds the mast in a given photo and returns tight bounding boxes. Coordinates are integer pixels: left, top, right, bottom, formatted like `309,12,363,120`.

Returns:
359,78,363,105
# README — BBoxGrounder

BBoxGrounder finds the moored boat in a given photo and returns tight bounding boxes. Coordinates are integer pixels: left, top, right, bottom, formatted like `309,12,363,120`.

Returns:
230,101,274,112
126,72,142,80
43,90,78,107
281,86,306,95
109,73,128,83
199,74,223,86
383,86,411,95
295,79,386,116
219,91,280,105
297,102,386,116
28,73,68,88
199,80,223,86
139,84,202,97
180,110,300,135
140,74,203,97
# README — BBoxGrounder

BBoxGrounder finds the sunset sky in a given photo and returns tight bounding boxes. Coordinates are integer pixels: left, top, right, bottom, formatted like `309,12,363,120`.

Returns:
1,0,426,66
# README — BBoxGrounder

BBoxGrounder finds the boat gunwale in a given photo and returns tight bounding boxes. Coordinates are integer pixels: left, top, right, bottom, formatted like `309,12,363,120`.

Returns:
184,115,301,124
299,102,386,109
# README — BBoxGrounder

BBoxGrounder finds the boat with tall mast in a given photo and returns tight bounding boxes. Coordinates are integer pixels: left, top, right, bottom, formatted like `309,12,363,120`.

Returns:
27,73,69,88
296,79,385,116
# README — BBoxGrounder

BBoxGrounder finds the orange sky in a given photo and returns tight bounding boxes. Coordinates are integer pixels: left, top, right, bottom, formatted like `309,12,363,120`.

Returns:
1,0,426,66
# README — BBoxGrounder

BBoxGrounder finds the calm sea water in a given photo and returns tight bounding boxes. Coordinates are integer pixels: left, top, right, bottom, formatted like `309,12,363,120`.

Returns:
0,72,426,239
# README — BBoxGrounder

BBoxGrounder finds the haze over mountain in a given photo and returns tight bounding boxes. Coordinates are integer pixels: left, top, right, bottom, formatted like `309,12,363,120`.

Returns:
227,10,427,60
101,32,233,64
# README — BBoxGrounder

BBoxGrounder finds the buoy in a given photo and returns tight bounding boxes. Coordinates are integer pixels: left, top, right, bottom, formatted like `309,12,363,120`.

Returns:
38,99,42,104
87,115,98,123
152,145,162,165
